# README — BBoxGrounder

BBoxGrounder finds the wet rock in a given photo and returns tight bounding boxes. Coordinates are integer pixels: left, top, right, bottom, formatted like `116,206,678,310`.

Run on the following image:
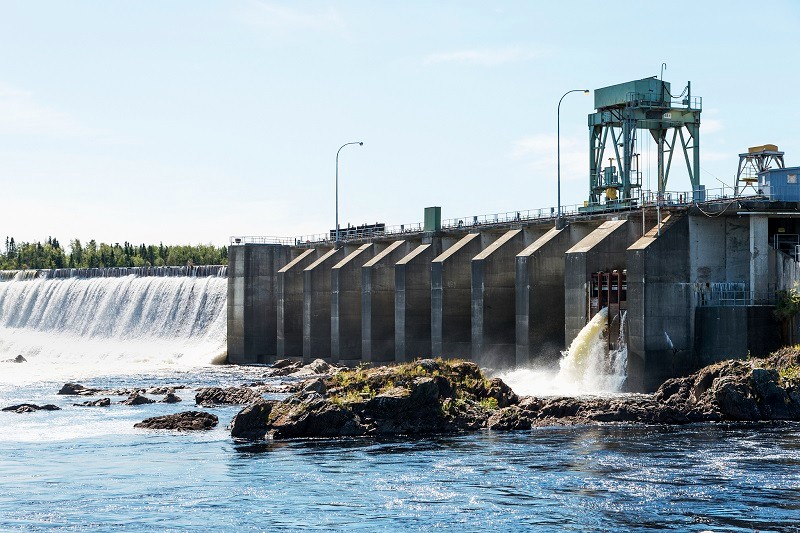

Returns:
262,359,303,377
147,386,186,395
162,393,182,404
487,406,532,431
73,398,111,407
134,411,218,431
3,355,26,363
195,386,261,406
57,383,101,396
230,399,276,440
2,403,61,413
121,392,155,406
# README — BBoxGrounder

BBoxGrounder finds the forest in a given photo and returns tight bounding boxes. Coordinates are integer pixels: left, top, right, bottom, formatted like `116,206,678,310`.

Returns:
0,237,228,270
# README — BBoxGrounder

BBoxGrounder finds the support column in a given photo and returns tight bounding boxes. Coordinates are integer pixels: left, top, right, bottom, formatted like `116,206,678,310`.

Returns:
331,243,378,365
471,229,525,369
303,247,346,363
277,248,327,359
432,232,488,360
362,240,411,363
395,243,438,362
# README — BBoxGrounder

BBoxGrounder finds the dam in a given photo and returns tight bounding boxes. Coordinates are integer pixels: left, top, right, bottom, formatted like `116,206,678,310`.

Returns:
227,77,800,391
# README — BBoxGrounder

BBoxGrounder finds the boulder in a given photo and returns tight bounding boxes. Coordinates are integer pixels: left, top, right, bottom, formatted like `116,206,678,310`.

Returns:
2,403,61,413
57,383,100,396
195,387,261,406
3,355,26,363
73,398,111,407
134,411,218,431
301,378,327,395
162,393,182,404
121,392,155,406
290,358,334,378
230,399,275,440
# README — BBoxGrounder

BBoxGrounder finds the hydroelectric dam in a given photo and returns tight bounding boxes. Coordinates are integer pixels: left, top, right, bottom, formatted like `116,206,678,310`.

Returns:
227,77,800,391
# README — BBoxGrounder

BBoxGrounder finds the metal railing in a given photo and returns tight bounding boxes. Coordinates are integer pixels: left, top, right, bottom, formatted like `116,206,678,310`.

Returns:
230,186,784,247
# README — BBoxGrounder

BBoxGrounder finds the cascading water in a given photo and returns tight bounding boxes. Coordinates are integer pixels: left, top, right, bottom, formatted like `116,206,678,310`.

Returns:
0,272,227,383
498,307,628,396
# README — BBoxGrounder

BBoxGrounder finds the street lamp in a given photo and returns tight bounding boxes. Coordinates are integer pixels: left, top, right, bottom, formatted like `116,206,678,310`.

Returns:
335,141,364,244
557,89,590,229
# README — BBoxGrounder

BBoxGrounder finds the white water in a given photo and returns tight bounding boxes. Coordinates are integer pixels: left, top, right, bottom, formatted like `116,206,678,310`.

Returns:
0,275,227,384
500,307,628,396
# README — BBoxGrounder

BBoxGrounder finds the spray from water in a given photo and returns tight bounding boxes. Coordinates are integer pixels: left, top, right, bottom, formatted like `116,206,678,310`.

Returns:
499,307,628,396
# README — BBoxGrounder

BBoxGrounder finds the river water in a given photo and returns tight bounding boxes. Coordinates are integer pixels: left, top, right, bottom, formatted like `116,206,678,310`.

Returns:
1,276,799,531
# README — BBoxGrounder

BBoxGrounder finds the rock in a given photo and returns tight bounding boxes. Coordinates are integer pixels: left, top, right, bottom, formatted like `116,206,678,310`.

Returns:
2,403,61,413
57,383,100,396
146,386,185,395
262,359,303,377
73,398,111,407
121,392,155,405
3,355,26,363
162,393,182,403
487,406,532,430
749,367,798,419
484,378,519,408
290,358,334,378
230,399,275,440
712,376,761,420
134,411,218,431
195,387,261,406
301,378,327,395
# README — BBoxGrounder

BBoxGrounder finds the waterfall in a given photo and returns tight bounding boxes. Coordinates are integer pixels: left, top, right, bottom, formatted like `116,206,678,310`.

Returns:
498,307,628,396
0,274,227,382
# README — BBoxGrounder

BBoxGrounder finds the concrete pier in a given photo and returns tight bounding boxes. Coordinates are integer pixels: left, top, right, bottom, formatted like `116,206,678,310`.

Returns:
395,243,439,361
432,232,491,359
515,223,597,367
564,219,644,346
277,248,326,360
627,215,691,390
227,244,289,364
331,243,378,364
303,247,346,363
362,240,411,363
471,229,525,368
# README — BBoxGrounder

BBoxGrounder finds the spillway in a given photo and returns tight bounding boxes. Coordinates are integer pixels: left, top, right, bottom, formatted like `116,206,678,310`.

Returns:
0,271,227,382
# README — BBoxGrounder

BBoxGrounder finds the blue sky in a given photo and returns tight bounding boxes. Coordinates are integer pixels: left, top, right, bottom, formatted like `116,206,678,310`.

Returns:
1,1,799,246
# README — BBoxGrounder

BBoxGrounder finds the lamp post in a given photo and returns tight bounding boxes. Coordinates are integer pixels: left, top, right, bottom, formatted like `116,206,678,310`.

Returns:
557,89,590,229
335,141,364,244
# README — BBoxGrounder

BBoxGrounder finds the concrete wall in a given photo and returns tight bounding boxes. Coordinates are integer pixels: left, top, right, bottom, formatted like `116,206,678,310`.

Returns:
689,216,750,285
362,240,411,363
227,244,290,364
432,232,493,359
694,306,781,364
303,247,346,363
331,243,378,364
626,215,693,391
277,248,326,360
515,222,597,368
564,218,643,346
471,229,525,369
395,243,439,361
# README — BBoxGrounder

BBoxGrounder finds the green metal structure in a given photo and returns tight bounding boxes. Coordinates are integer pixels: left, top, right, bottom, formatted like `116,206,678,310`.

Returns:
586,77,702,207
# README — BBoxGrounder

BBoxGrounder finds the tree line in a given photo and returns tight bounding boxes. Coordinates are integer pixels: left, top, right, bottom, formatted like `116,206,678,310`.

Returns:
1,237,228,270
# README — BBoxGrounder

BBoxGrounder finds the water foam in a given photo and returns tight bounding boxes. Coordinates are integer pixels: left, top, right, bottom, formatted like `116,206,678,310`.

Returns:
499,308,628,396
0,275,227,383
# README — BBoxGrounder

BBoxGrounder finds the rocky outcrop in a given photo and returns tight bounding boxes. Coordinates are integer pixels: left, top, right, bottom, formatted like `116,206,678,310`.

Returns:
134,411,218,431
3,355,26,363
2,403,61,413
195,386,261,406
73,398,111,407
231,359,514,440
162,393,182,403
58,383,101,396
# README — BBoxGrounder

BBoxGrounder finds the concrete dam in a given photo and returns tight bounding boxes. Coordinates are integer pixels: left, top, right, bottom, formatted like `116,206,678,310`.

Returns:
227,77,800,391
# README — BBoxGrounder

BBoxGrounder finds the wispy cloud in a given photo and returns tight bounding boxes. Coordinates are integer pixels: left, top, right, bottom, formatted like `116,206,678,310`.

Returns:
236,1,346,35
0,84,97,137
424,46,545,66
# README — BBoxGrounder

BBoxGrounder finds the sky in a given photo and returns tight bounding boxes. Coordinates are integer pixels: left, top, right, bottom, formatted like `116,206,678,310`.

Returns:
1,1,799,247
